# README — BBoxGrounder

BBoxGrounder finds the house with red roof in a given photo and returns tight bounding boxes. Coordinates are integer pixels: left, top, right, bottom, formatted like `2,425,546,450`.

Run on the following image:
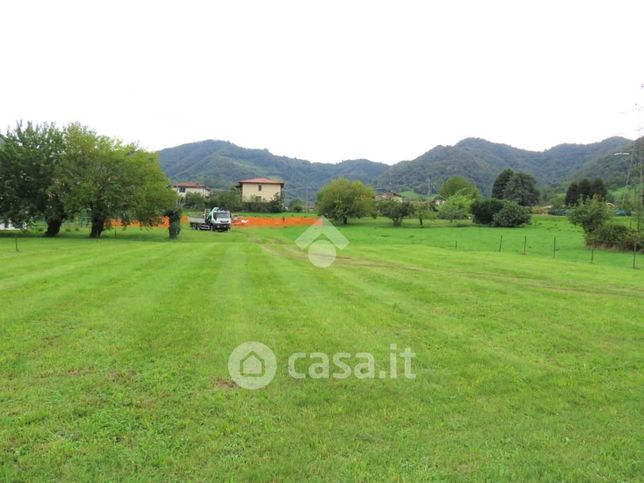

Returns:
236,178,285,202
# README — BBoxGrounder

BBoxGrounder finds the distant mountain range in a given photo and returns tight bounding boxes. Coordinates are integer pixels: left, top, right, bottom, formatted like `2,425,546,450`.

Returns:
158,136,636,201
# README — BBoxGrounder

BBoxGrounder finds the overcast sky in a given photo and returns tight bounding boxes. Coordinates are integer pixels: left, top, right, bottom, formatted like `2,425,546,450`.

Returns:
2,0,643,164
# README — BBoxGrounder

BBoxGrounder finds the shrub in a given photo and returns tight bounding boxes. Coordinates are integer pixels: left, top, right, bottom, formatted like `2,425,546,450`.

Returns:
492,203,531,227
290,199,304,212
568,196,611,234
471,198,531,227
438,194,471,222
587,224,642,250
470,198,505,225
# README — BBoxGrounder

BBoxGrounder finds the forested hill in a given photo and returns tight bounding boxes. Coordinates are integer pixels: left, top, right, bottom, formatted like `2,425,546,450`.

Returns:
375,137,633,195
158,136,634,200
158,140,389,202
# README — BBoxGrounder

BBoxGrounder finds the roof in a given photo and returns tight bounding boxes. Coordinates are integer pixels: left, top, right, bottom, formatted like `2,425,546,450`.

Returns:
237,178,284,185
174,182,209,188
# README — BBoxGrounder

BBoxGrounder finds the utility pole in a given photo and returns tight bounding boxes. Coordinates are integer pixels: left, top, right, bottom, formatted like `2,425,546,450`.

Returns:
638,142,643,234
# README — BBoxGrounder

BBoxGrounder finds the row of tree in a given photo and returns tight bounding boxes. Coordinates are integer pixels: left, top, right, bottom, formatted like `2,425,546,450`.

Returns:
315,175,532,228
0,122,177,238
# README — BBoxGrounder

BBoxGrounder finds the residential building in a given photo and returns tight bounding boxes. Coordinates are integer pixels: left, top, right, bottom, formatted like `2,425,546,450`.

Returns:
236,178,284,202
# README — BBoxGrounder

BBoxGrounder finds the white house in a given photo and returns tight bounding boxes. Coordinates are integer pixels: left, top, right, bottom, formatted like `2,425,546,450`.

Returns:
173,182,211,198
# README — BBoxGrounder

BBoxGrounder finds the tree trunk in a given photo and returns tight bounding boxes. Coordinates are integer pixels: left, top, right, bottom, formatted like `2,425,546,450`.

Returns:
90,217,105,238
44,218,63,237
343,217,348,225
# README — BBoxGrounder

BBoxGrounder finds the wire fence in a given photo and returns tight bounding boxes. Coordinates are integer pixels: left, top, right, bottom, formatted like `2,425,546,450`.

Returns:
421,233,641,269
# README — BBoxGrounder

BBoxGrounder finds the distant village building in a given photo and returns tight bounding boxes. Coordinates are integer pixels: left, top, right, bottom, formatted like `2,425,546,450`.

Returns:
236,178,284,202
429,195,445,207
375,191,404,202
173,182,211,198
0,221,20,230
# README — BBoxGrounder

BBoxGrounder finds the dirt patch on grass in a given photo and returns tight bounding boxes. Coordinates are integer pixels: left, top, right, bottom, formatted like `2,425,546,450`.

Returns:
213,377,237,389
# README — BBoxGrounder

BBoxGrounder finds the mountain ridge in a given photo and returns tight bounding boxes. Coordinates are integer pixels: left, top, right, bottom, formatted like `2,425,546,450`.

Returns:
158,136,634,200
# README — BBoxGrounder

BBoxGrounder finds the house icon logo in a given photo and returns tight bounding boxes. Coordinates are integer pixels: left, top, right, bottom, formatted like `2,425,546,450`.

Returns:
228,342,277,390
295,217,349,268
240,351,265,377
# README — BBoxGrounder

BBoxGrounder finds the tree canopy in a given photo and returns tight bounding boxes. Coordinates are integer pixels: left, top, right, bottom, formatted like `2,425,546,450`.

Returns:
316,178,374,224
0,122,67,235
59,124,177,238
438,194,471,222
0,121,177,238
438,176,479,199
491,168,514,199
501,172,539,206
376,199,414,226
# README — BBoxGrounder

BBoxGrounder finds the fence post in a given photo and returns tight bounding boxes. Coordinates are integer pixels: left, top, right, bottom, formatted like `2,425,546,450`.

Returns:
14,233,19,252
498,235,503,252
634,241,638,269
590,241,595,264
523,235,527,255
455,240,458,250
552,236,557,258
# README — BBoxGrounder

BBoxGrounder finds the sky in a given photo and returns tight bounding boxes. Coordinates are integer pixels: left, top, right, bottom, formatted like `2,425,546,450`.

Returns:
2,0,643,164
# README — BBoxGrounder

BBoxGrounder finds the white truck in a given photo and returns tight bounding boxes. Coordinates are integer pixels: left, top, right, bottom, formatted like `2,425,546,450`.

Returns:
188,207,232,232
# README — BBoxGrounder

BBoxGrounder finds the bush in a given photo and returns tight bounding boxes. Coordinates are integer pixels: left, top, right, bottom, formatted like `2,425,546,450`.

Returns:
240,193,284,213
470,199,505,225
492,203,531,227
587,224,642,250
568,196,611,234
290,199,304,212
471,198,531,227
438,194,471,222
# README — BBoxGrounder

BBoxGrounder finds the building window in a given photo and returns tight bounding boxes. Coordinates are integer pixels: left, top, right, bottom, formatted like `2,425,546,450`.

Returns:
179,187,186,193
258,184,262,191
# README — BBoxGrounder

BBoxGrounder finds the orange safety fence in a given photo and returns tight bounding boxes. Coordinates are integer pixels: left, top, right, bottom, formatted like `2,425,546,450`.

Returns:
232,216,319,227
109,215,319,229
109,216,189,228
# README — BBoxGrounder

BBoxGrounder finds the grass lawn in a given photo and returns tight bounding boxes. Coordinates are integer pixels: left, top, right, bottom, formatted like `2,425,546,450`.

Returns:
0,216,642,480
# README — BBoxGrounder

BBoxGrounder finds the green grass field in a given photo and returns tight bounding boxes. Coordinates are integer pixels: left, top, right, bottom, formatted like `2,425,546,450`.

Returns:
1,216,642,480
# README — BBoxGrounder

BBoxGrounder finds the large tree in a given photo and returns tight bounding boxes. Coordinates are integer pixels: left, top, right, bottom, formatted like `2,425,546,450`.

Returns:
438,176,479,200
0,122,67,236
491,168,514,199
578,178,592,202
565,181,580,206
502,172,539,206
438,193,471,222
60,124,176,238
316,178,374,224
377,199,414,227
590,178,607,200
